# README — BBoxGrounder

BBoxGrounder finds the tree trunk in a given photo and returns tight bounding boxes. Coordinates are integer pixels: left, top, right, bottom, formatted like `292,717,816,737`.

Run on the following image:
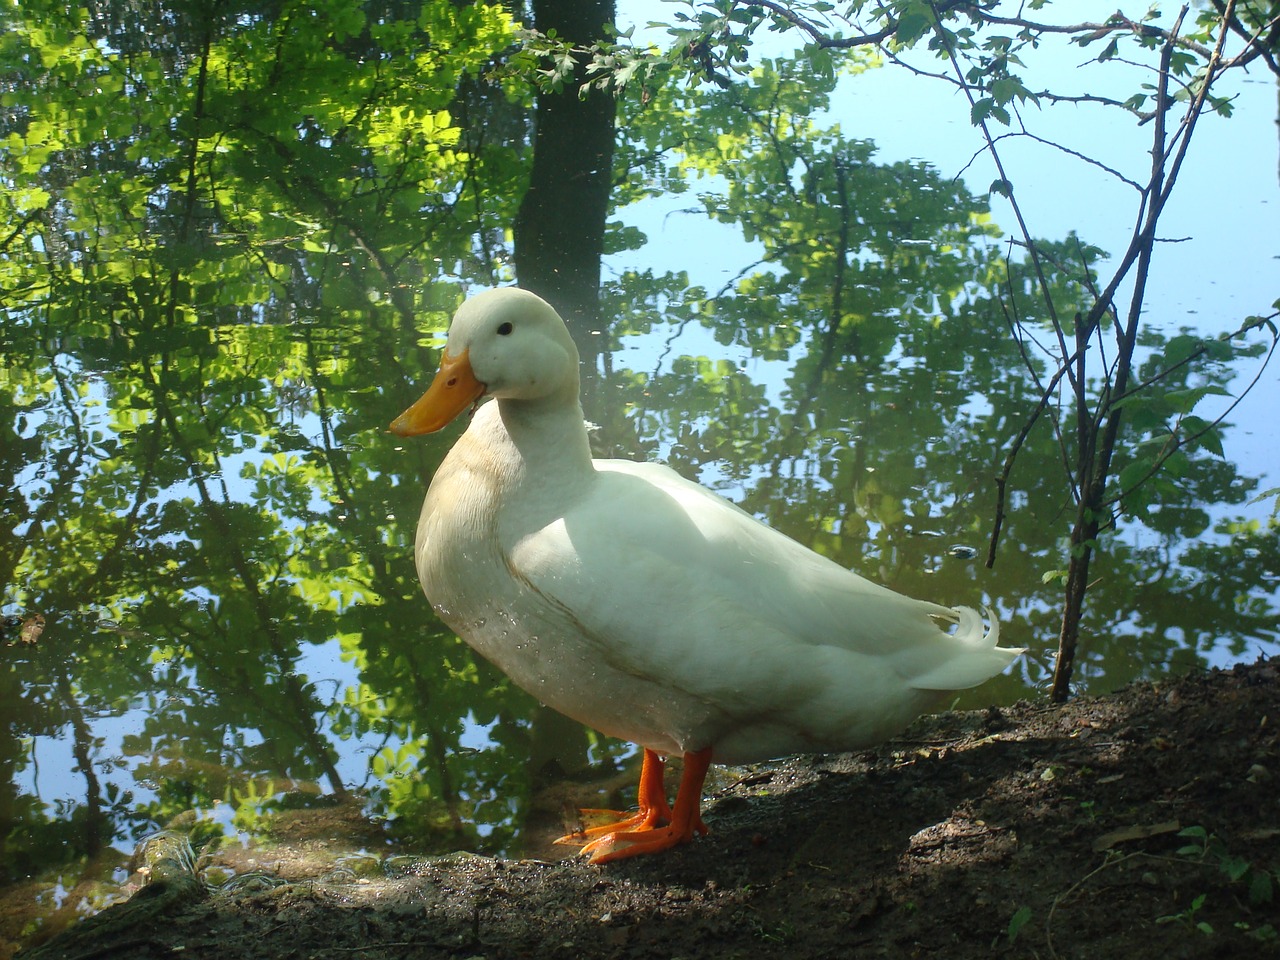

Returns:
513,0,617,362
1052,509,1099,702
511,0,622,791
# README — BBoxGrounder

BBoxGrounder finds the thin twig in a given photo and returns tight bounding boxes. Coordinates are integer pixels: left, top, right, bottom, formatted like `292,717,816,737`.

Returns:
1101,314,1280,512
1046,852,1142,959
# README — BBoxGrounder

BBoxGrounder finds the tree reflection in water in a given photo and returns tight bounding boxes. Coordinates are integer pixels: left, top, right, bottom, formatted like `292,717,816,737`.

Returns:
0,2,1273,946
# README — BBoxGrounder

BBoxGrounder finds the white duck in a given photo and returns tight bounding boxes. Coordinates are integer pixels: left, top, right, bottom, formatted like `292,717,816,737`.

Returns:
391,287,1023,863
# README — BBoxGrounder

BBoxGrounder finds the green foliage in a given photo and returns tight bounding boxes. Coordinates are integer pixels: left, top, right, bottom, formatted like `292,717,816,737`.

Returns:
1152,825,1280,940
0,0,552,874
514,0,1267,132
508,0,879,99
1176,826,1279,908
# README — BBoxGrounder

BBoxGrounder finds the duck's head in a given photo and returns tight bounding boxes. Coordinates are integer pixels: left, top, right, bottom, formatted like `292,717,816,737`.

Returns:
390,287,580,436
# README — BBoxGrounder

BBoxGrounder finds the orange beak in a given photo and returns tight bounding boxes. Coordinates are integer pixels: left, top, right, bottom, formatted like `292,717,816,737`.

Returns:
389,348,486,436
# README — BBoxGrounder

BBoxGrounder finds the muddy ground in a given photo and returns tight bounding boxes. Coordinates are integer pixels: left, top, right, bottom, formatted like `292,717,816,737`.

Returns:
19,658,1280,960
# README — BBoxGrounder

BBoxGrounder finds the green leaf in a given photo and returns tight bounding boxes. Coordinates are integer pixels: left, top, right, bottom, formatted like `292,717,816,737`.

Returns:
1221,855,1252,882
894,7,933,47
1162,333,1202,369
1007,905,1033,943
990,76,1024,106
1123,93,1148,113
1198,429,1225,458
1180,416,1225,458
1248,486,1280,514
1248,868,1274,906
1118,459,1154,495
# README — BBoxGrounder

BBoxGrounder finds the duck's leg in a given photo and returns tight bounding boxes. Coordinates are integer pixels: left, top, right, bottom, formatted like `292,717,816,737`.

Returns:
555,748,673,844
579,747,713,864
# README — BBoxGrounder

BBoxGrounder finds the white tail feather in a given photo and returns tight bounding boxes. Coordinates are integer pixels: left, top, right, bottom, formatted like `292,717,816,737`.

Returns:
908,606,1025,691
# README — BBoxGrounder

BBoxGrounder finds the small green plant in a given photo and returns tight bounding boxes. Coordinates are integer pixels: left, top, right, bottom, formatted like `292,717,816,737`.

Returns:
1157,892,1213,934
755,918,796,944
1153,826,1280,939
1235,921,1278,943
1176,826,1277,907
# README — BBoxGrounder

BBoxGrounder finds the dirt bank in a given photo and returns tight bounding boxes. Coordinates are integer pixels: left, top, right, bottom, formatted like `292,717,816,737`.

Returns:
21,658,1279,960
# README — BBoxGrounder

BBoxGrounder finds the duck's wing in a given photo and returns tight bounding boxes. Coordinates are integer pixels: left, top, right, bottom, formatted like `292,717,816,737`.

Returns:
503,458,1017,695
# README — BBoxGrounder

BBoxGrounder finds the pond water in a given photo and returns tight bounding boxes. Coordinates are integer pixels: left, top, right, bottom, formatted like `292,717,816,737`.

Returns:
0,1,1276,948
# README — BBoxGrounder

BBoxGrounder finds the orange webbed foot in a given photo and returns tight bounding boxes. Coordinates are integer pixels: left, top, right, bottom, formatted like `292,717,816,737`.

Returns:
554,748,672,845
574,748,713,864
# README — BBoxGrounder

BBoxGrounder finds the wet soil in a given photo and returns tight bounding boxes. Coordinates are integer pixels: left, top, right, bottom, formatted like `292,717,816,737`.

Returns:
19,658,1280,960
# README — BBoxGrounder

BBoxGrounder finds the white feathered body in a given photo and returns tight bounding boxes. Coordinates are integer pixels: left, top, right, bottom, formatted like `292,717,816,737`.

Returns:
416,397,1017,765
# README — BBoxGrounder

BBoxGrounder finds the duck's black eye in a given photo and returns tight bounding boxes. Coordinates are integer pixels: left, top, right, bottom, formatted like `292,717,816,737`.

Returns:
497,321,513,336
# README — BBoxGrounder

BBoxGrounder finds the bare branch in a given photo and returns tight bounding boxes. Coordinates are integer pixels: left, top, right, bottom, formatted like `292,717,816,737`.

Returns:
979,10,1217,60
1211,2,1280,73
1008,129,1146,192
986,348,1082,568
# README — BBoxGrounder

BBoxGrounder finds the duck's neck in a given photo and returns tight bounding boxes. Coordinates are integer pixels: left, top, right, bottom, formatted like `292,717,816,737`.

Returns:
495,393,595,486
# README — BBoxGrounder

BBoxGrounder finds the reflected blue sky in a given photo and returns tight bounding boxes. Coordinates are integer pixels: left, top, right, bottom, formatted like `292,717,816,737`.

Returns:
615,0,1278,509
